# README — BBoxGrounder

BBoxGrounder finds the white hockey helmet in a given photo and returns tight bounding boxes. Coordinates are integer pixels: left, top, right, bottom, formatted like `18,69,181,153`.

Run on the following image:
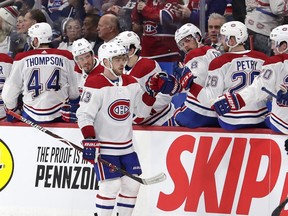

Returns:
28,22,53,44
270,25,288,49
72,38,93,60
113,31,142,52
220,21,248,46
98,42,127,65
175,23,202,47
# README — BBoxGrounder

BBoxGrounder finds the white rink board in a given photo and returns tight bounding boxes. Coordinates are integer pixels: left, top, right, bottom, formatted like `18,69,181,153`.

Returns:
0,124,288,216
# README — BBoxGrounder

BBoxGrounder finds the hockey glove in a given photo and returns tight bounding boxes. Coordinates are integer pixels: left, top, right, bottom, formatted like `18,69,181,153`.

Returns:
145,72,181,96
285,139,288,155
5,106,21,122
82,139,100,164
179,70,196,90
276,85,288,107
172,62,185,81
212,93,245,116
60,98,80,122
173,65,196,90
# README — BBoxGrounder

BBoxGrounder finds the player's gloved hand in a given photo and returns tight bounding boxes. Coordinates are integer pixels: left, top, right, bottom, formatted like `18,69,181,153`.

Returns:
60,98,80,122
61,103,79,122
212,92,245,116
172,62,185,81
5,106,21,122
179,68,196,90
146,72,181,96
285,139,288,155
276,84,288,107
173,63,197,91
82,139,100,164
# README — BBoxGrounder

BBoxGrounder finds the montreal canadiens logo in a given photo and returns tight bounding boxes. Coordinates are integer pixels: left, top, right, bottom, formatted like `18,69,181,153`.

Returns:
143,21,158,35
108,99,130,121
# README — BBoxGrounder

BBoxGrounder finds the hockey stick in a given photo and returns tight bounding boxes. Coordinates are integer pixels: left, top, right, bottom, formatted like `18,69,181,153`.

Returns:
6,110,166,185
261,87,277,98
271,197,288,216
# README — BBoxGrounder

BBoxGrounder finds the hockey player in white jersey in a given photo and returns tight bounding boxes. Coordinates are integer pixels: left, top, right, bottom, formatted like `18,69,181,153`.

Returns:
60,38,104,122
189,21,268,130
77,42,156,216
113,31,175,126
163,23,221,128
213,24,288,134
2,22,80,123
0,53,13,121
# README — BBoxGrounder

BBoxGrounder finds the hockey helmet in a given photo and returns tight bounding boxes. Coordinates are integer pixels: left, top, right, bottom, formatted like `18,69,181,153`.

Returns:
220,21,248,46
270,25,288,46
113,31,141,52
175,23,202,48
72,38,93,60
98,42,127,66
28,22,52,44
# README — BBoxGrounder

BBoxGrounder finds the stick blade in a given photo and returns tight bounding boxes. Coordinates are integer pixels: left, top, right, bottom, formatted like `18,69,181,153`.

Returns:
142,172,167,185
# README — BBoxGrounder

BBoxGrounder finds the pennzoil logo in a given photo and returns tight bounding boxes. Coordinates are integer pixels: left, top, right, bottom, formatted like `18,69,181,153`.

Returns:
0,139,14,191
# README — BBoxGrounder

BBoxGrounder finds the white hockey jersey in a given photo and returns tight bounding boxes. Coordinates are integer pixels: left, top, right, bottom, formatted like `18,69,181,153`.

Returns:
2,48,80,122
190,50,269,129
0,54,13,120
182,46,221,119
239,53,288,134
125,57,175,126
77,73,155,156
245,0,288,36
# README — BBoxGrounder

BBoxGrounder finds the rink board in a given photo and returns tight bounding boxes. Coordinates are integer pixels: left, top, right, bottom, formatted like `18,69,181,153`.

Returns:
0,123,287,216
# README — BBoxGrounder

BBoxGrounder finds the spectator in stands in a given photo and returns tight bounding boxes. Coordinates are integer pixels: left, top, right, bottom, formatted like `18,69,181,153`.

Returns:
11,12,27,56
16,13,26,35
178,0,227,30
57,18,82,52
0,6,19,55
18,0,54,30
82,14,103,54
84,0,100,15
17,0,35,14
131,0,182,74
97,13,121,42
245,0,287,56
46,0,69,22
105,4,129,31
62,0,85,21
204,13,226,53
45,0,69,34
22,9,47,51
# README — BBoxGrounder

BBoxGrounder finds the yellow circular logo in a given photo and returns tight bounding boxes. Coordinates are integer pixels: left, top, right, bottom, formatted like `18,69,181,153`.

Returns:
0,139,14,191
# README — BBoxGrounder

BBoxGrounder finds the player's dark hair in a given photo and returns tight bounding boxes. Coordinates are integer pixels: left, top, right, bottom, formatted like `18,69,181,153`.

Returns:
129,44,141,56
